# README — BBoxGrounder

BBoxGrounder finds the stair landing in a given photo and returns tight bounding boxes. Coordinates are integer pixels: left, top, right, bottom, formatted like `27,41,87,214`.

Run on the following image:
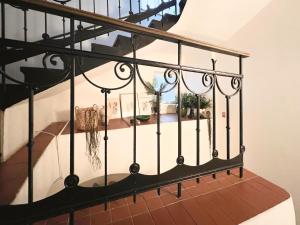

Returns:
33,169,290,225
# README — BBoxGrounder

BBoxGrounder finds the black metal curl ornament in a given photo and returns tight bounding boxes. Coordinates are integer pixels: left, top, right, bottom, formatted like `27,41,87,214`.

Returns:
215,76,242,97
181,71,216,96
135,64,179,94
162,68,179,93
130,163,140,174
42,52,71,70
0,54,71,90
76,58,134,91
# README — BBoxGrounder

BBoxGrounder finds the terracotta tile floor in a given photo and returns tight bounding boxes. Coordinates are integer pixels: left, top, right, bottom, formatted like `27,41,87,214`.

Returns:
33,168,289,225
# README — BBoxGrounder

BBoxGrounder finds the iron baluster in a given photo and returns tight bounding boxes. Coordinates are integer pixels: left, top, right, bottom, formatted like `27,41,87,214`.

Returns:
156,92,161,195
69,212,74,225
1,2,6,94
130,35,140,203
27,85,34,205
129,0,133,15
226,96,231,175
196,94,200,183
23,8,28,61
177,41,183,198
93,0,96,38
118,0,121,19
138,0,141,24
107,0,110,36
70,18,75,177
211,58,217,179
64,18,79,190
239,56,244,178
61,2,66,39
42,12,49,40
78,0,83,64
102,88,110,210
161,0,164,28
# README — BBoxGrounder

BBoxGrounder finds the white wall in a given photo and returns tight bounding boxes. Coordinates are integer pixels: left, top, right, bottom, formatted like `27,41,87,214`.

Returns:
223,0,300,223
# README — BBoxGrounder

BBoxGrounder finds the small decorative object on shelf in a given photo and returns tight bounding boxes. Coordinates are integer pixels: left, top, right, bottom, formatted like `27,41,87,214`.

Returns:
136,115,150,122
75,105,101,169
145,78,167,114
99,106,112,126
130,118,141,125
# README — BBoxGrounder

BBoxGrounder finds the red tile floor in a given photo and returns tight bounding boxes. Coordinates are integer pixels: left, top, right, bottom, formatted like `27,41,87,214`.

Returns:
34,168,289,225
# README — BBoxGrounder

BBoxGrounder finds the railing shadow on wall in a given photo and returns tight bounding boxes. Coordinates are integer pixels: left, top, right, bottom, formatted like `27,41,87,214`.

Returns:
0,0,249,224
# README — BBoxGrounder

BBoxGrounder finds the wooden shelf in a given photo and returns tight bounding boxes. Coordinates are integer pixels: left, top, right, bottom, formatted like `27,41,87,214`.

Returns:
62,113,208,135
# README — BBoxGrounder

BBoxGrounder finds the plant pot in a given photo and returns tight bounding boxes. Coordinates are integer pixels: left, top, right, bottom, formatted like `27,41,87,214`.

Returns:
181,107,187,117
188,107,195,119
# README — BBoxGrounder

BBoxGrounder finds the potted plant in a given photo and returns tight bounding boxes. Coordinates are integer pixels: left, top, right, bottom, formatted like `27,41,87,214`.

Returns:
145,78,167,113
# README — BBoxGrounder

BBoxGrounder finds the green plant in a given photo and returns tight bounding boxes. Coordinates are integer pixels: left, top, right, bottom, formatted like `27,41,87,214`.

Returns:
145,78,167,95
179,93,211,109
199,96,211,109
144,78,167,113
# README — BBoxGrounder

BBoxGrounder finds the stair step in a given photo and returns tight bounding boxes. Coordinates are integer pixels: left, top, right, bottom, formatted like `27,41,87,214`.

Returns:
91,43,122,56
0,84,28,110
1,0,177,65
1,1,184,109
113,35,132,49
21,67,66,87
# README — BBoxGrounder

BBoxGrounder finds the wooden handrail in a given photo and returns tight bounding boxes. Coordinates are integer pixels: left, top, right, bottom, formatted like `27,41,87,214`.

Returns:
2,0,250,58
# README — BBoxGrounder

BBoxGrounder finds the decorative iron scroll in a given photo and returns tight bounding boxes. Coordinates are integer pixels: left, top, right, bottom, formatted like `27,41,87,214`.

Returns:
0,53,71,89
215,76,242,97
135,64,179,94
181,71,216,95
77,58,134,91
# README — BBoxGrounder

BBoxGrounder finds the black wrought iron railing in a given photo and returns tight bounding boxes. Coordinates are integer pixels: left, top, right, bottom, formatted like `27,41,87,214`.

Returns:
0,0,249,225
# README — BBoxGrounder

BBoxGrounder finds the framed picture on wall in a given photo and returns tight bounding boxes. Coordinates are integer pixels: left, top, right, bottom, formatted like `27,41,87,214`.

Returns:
108,98,121,118
120,93,140,118
138,93,153,115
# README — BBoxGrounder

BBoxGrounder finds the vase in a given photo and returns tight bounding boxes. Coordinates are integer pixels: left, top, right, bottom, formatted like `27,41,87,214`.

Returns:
188,108,195,119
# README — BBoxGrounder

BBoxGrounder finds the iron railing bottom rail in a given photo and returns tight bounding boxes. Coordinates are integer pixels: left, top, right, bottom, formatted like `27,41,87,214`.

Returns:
0,153,243,225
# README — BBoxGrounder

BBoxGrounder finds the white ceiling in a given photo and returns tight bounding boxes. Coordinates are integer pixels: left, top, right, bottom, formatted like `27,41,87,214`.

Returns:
171,0,273,42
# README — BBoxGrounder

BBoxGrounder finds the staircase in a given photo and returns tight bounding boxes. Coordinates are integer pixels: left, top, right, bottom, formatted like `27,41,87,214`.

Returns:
0,0,186,110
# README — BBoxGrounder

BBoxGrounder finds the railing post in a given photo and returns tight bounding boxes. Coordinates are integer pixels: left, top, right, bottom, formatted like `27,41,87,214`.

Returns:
102,88,110,209
161,0,164,28
107,0,110,35
226,96,231,175
118,0,121,19
196,94,200,183
1,2,6,94
156,91,161,195
63,17,79,190
177,41,183,198
130,36,140,203
175,0,177,15
211,58,218,179
23,7,28,61
42,12,49,40
138,0,141,24
129,0,133,15
239,56,244,178
27,85,34,205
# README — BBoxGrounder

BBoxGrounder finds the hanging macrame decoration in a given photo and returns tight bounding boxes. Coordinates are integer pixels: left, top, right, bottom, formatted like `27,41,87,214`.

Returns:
75,105,101,169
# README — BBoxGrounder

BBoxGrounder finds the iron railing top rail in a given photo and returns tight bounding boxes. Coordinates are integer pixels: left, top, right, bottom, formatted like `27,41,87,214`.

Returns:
1,0,250,58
